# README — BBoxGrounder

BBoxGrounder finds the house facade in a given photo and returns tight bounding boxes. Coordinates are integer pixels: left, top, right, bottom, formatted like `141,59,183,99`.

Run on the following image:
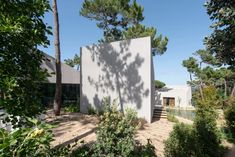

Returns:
41,53,80,106
155,85,193,109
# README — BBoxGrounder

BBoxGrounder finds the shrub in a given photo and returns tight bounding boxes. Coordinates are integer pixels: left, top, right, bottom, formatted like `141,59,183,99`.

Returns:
133,139,156,157
164,101,222,157
70,142,91,157
167,114,179,123
0,118,53,157
193,104,221,157
93,101,139,157
164,123,195,157
224,100,235,136
64,103,79,113
87,106,96,115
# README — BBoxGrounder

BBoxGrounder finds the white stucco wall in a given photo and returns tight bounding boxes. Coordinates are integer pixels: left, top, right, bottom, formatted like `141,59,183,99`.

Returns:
156,85,192,108
80,37,153,122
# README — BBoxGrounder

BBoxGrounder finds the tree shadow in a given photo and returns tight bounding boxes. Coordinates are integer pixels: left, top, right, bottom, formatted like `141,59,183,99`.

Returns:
155,90,162,106
53,128,97,149
82,39,150,112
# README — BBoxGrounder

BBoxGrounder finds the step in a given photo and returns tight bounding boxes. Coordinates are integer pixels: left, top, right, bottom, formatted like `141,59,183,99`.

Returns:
153,113,167,116
153,111,167,114
153,114,167,117
152,107,168,120
154,108,167,111
153,116,167,119
153,110,167,112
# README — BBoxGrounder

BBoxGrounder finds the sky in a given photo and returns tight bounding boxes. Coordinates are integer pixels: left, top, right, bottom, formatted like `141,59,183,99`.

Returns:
41,0,212,85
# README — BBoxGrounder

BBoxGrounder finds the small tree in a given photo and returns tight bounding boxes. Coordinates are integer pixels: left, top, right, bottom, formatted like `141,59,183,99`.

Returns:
224,99,235,137
0,0,51,126
193,102,221,156
165,87,222,156
64,54,80,70
164,123,195,157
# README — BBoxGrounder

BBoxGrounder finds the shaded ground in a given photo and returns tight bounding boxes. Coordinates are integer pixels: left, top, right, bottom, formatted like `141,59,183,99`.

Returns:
45,111,234,157
46,110,98,147
46,110,174,156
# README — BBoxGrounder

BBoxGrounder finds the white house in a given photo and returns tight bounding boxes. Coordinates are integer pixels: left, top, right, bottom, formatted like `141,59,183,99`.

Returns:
155,85,193,109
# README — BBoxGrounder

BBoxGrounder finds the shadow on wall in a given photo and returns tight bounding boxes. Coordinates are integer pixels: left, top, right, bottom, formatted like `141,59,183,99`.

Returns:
155,91,162,106
83,40,150,112
158,87,173,92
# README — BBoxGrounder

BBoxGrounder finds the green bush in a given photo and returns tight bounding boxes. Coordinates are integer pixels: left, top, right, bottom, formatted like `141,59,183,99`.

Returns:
167,114,179,123
64,103,79,113
224,100,235,136
0,118,53,157
133,139,156,157
164,102,222,157
92,101,139,157
196,86,222,109
194,105,221,157
70,142,91,157
87,106,96,115
164,123,195,157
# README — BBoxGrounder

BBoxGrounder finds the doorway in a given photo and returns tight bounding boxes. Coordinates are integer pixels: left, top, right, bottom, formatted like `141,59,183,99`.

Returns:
163,97,175,107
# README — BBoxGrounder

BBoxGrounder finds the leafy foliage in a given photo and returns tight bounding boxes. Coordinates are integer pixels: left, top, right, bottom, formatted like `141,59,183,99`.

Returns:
123,24,168,55
167,114,179,123
80,0,168,55
93,101,139,157
87,106,97,115
70,143,91,157
164,99,222,157
224,99,235,136
80,0,144,42
154,80,166,89
0,118,53,157
193,102,221,157
182,49,235,100
195,86,223,108
133,139,156,157
204,0,235,66
64,103,80,113
0,0,51,126
164,123,195,157
64,54,80,70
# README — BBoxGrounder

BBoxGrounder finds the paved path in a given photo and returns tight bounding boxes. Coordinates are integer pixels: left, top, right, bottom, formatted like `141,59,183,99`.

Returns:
46,111,98,147
46,111,174,156
136,119,174,157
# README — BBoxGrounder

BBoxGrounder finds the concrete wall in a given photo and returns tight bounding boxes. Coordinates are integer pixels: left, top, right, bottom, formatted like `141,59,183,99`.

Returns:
80,37,153,122
156,85,192,108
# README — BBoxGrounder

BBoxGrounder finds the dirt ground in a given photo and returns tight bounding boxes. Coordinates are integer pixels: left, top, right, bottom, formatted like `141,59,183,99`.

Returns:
45,110,174,156
45,110,234,157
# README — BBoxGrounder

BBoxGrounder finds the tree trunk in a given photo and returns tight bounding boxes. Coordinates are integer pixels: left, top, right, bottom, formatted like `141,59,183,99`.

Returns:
231,84,235,97
199,79,204,100
52,0,62,116
189,72,192,82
